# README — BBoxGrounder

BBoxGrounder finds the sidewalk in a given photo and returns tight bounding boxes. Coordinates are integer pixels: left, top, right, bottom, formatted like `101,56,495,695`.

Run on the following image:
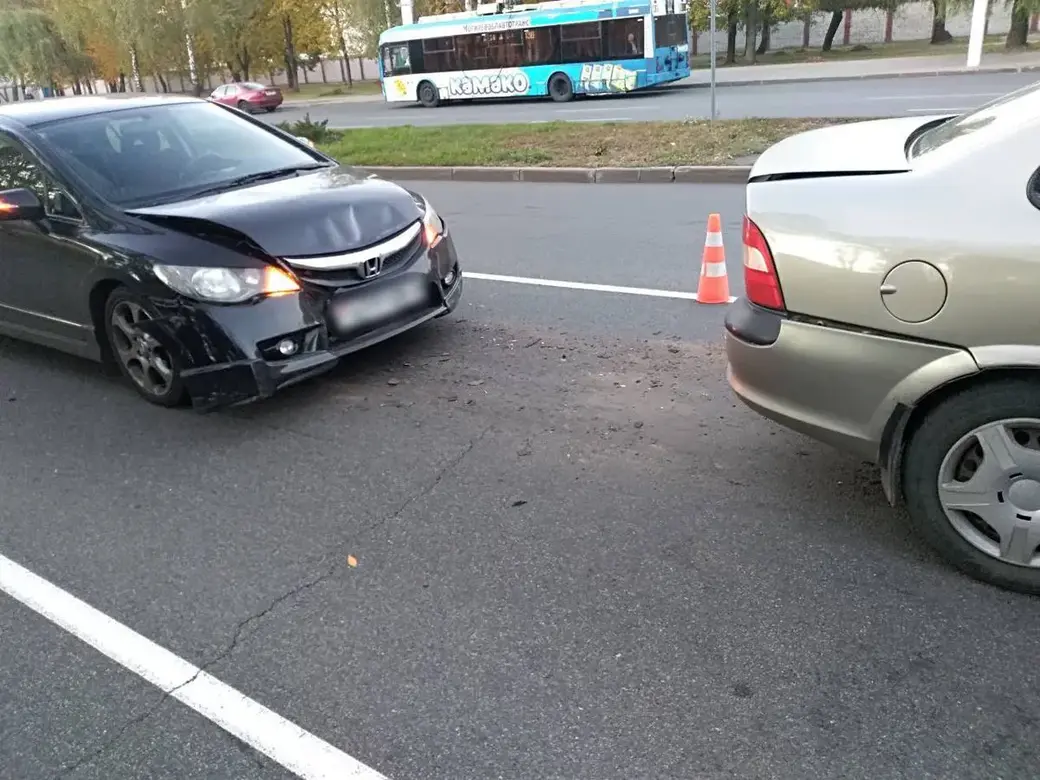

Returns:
684,51,1040,86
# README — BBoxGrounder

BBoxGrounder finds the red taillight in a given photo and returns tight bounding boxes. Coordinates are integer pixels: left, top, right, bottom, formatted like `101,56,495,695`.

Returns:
742,215,785,311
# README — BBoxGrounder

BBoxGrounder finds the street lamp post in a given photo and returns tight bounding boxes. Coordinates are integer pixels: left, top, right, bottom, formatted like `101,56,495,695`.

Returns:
966,0,987,67
708,0,717,120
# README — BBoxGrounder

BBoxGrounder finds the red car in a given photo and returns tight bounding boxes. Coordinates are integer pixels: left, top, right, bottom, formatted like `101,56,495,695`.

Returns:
209,82,283,114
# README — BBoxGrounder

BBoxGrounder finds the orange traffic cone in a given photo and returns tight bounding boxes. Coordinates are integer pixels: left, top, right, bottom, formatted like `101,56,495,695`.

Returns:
696,213,731,304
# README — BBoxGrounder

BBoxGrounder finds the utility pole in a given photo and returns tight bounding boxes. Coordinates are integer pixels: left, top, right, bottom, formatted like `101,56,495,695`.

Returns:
709,0,718,119
966,0,987,67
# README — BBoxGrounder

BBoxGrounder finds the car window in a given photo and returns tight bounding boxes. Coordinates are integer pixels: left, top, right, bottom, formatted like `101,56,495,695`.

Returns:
910,80,1040,159
34,101,323,208
0,138,81,221
213,86,228,97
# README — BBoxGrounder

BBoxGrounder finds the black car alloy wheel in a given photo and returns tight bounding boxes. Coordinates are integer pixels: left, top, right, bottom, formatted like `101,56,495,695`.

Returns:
104,288,186,407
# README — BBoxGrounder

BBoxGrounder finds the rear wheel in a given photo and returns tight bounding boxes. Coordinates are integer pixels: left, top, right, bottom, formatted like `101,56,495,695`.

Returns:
104,288,187,408
417,80,439,108
902,379,1040,594
548,72,574,102
265,106,276,113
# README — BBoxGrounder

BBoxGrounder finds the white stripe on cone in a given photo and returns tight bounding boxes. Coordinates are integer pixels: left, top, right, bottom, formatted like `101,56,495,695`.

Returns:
702,260,727,278
704,232,724,248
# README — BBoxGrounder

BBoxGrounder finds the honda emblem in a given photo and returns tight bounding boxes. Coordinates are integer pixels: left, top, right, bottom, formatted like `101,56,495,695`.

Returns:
360,255,383,279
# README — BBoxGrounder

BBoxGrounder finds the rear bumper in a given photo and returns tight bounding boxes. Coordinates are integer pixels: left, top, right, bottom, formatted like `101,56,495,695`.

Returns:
723,297,967,462
247,96,282,110
139,231,464,411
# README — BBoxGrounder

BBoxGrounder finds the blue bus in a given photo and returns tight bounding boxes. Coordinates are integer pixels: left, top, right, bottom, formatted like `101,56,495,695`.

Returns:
378,0,690,107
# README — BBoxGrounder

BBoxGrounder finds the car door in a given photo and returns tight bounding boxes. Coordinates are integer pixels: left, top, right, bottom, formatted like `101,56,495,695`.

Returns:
0,134,102,354
210,85,229,104
223,84,242,106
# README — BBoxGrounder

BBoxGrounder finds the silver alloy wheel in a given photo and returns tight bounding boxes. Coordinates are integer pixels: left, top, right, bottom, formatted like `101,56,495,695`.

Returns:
938,417,1040,567
110,300,174,397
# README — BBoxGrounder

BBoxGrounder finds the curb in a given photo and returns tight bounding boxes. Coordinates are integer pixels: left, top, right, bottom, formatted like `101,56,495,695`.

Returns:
700,62,1040,88
360,165,751,184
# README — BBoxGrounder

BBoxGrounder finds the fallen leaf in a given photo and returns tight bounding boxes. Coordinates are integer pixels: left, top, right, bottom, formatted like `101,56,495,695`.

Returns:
347,555,358,567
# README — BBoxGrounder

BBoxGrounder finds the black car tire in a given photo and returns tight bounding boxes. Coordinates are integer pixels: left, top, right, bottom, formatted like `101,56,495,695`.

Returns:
103,287,188,409
265,106,276,112
237,100,250,113
417,81,439,108
902,378,1040,595
548,73,574,102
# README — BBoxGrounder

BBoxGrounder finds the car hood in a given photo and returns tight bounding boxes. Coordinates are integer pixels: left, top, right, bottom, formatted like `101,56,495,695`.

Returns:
127,165,422,257
748,115,953,181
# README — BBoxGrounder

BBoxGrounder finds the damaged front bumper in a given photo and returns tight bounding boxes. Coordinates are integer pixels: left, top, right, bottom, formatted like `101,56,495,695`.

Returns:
136,233,464,412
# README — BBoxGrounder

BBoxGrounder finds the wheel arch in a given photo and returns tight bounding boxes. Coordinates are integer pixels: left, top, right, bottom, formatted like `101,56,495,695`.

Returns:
416,79,440,106
88,273,142,366
882,366,1040,508
547,71,575,99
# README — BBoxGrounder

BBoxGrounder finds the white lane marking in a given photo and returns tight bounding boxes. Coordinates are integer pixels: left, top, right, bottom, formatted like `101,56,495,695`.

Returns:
464,271,737,303
0,552,387,780
865,92,1000,101
556,105,652,113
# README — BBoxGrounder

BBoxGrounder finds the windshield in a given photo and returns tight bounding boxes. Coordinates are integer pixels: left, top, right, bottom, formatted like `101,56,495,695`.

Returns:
910,80,1040,159
34,101,325,208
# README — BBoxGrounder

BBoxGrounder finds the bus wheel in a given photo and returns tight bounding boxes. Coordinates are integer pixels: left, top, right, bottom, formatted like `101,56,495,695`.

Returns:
417,81,440,108
548,73,574,102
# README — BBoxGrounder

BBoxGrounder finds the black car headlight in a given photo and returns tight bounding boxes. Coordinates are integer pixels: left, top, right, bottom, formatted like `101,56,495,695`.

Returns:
153,264,300,304
410,192,445,247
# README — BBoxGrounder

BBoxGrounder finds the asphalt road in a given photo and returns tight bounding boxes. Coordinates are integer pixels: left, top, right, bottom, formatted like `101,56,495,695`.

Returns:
269,71,1040,128
2,182,1039,780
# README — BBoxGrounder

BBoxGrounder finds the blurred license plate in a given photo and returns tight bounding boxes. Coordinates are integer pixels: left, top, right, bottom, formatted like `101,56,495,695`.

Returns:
329,278,428,334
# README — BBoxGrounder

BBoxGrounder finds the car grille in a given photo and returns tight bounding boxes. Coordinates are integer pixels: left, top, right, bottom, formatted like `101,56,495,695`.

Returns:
281,222,423,290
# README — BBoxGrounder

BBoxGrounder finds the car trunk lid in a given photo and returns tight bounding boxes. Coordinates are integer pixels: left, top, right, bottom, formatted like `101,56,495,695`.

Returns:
747,115,951,182
742,116,955,331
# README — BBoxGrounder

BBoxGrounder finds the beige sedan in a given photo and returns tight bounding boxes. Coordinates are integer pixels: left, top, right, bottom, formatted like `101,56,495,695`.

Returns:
725,81,1040,595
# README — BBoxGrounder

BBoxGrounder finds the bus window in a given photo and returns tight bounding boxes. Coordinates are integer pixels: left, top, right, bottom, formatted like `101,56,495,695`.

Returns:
653,14,687,47
455,33,488,69
559,21,602,62
382,44,412,75
479,30,523,68
603,17,645,58
422,36,457,71
523,27,557,65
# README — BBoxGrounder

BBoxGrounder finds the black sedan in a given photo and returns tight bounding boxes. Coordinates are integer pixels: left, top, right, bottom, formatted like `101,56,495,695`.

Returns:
0,95,463,409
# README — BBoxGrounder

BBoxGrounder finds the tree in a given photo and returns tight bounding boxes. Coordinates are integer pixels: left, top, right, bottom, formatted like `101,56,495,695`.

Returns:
1004,0,1031,46
816,0,905,51
930,0,954,42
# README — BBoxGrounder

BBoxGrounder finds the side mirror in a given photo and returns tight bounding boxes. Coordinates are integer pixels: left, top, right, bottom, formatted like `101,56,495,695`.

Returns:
0,188,44,221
